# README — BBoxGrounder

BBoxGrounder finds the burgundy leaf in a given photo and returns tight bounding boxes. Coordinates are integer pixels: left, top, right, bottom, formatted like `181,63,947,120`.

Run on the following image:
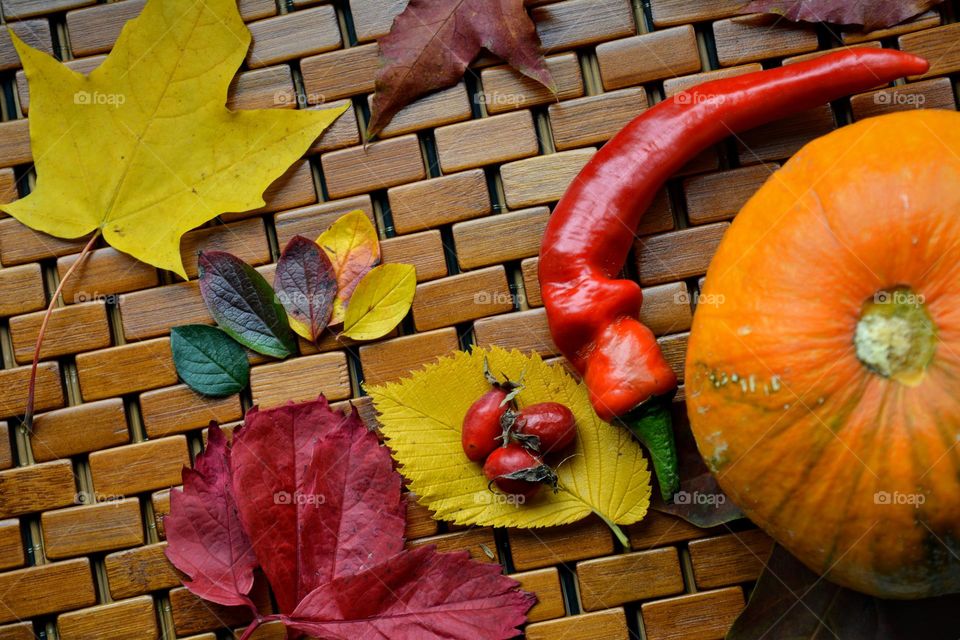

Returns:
738,0,946,31
229,397,405,613
164,425,258,611
368,0,554,138
284,545,536,640
274,235,337,342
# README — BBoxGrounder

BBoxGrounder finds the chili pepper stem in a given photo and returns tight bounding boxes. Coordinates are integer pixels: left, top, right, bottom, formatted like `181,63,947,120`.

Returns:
594,510,629,549
21,230,100,435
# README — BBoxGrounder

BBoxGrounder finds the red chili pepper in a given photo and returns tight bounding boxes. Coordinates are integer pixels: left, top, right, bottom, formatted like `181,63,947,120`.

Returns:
539,48,929,423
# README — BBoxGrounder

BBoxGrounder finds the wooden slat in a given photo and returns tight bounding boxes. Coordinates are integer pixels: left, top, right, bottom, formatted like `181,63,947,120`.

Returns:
76,338,178,401
782,41,881,66
250,352,352,407
684,164,776,225
406,528,498,563
658,332,688,383
0,520,24,570
368,83,472,138
42,498,144,559
380,231,449,282
2,0,94,20
0,460,76,518
179,219,271,279
901,22,960,79
359,327,459,385
473,308,557,357
0,424,11,471
0,19,53,73
637,223,728,286
627,510,711,550
389,169,491,234
169,584,264,636
322,135,425,199
641,587,745,640
0,119,32,169
222,159,318,222
842,11,941,44
649,0,743,27
308,100,362,153
0,168,17,205
119,280,209,341
737,105,835,164
227,65,295,110
596,26,702,90
526,607,629,640
0,218,88,267
512,567,565,622
577,547,684,610
713,17,818,67
246,6,341,68
140,384,243,438
274,195,374,248
10,301,111,364
662,63,763,96
67,0,146,57
480,53,584,115
351,0,406,42
57,247,159,305
89,436,189,497
0,263,46,318
453,207,549,269
403,493,439,539
501,148,595,209
549,87,647,151
533,0,635,52
412,266,514,331
434,111,540,173
0,559,95,623
105,542,180,599
0,622,33,639
0,362,65,418
851,77,956,120
301,43,380,102
688,529,774,589
151,490,171,539
510,517,614,571
57,596,158,640
31,398,129,463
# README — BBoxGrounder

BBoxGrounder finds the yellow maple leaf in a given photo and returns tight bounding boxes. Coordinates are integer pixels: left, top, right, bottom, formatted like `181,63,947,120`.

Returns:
366,346,651,542
1,0,346,278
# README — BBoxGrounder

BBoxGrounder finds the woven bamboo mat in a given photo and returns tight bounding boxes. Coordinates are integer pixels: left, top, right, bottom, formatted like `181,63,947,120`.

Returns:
0,0,956,637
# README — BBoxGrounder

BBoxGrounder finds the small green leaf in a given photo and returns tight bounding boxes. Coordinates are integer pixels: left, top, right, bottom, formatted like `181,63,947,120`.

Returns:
198,251,297,358
342,264,416,340
171,324,249,397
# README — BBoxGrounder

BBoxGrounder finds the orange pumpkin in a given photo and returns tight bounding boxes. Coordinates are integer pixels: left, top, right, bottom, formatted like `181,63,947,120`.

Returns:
686,110,960,599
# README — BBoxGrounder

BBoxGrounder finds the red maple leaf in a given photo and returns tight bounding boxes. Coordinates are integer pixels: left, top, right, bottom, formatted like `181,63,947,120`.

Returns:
165,397,535,639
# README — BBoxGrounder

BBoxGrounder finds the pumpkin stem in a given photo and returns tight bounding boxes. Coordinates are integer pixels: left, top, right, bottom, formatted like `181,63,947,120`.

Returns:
854,287,936,386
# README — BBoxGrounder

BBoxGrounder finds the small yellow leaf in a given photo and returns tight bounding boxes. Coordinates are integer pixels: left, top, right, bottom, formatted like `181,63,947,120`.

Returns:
342,264,415,340
316,210,381,324
366,346,652,531
1,0,346,278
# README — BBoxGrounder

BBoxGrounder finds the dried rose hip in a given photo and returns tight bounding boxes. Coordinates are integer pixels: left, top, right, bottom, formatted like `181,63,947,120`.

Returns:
483,444,556,499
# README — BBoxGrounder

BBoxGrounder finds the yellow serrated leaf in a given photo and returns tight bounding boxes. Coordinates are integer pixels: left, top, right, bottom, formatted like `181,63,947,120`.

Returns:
316,210,381,325
1,0,346,278
366,346,651,533
342,264,415,340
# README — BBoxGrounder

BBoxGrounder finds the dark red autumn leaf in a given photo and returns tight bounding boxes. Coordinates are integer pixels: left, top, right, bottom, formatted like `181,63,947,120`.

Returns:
728,545,960,639
164,425,258,611
274,235,337,342
229,397,405,613
284,545,536,640
738,0,946,31
368,0,554,138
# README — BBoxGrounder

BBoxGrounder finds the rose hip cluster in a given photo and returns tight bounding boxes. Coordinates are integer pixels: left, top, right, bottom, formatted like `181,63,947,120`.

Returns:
461,360,577,500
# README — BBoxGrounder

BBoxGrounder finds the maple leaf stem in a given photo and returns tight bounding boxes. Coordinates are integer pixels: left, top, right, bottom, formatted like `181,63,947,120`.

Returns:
21,230,100,434
238,614,281,640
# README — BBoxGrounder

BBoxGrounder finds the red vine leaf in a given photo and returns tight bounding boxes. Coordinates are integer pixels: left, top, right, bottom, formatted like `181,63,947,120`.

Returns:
229,398,405,613
164,425,258,611
368,0,554,138
285,545,537,640
738,0,946,31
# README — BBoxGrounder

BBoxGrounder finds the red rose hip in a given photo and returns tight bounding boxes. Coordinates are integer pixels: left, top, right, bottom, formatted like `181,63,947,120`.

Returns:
483,444,556,498
514,402,576,454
